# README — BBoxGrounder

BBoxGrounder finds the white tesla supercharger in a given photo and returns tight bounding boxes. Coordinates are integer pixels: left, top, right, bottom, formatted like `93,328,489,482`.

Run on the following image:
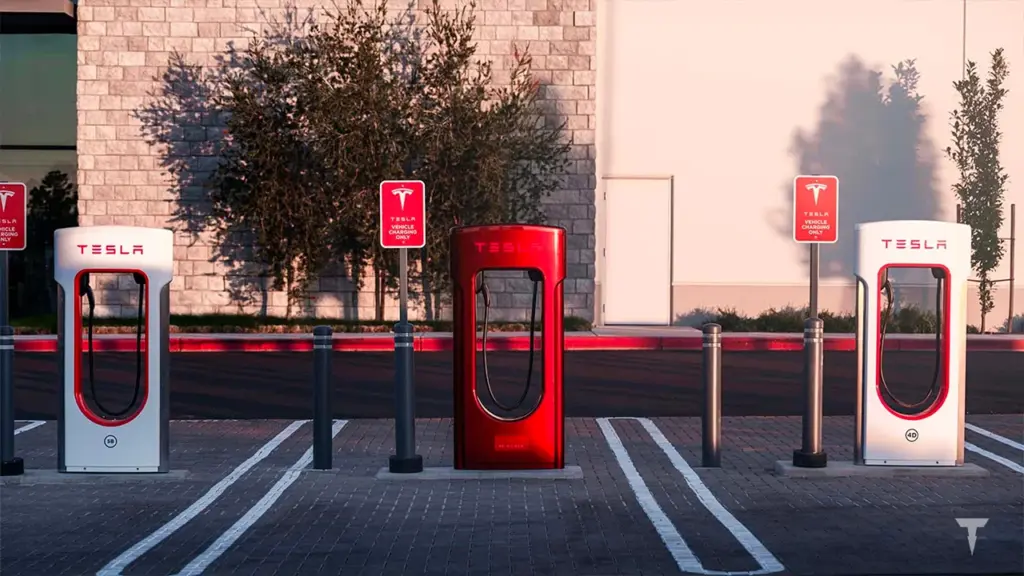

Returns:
54,225,173,473
854,220,971,466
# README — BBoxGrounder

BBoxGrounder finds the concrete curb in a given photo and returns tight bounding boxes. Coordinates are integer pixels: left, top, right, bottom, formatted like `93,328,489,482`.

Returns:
12,331,1024,352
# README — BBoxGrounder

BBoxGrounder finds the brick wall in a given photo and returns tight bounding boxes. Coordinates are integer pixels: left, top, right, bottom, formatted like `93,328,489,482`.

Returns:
76,0,596,322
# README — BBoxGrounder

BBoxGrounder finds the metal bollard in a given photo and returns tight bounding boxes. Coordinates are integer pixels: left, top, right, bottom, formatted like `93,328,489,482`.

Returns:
793,317,828,468
389,321,423,473
312,326,333,470
1,326,23,476
702,323,722,467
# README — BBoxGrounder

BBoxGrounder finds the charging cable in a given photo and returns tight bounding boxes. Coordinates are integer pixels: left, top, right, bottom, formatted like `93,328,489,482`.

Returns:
877,270,944,409
475,270,543,412
80,273,146,418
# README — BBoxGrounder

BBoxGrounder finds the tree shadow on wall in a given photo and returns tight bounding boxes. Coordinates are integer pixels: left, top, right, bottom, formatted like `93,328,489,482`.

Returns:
133,5,361,318
771,56,944,309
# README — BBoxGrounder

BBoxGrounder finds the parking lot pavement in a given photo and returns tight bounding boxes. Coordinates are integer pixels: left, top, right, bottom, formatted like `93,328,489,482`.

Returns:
1,416,1021,576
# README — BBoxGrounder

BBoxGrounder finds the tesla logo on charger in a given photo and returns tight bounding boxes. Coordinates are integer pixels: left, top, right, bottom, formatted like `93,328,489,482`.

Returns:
881,239,947,250
77,244,145,255
474,241,545,254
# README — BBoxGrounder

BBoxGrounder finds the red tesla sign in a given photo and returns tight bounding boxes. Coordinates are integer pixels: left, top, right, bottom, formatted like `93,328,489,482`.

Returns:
0,182,27,251
793,175,838,243
379,180,426,249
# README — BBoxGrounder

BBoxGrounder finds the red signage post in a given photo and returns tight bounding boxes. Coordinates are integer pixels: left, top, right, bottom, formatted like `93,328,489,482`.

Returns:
0,182,27,474
793,175,839,243
791,175,839,471
792,175,839,319
379,180,426,249
378,180,428,474
0,182,27,252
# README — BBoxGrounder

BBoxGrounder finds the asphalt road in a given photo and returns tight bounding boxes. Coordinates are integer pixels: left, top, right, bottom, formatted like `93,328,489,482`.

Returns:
13,349,1023,420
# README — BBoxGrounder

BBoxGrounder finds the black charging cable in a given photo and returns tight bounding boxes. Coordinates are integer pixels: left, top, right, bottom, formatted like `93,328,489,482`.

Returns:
81,273,146,418
476,270,543,412
877,270,944,409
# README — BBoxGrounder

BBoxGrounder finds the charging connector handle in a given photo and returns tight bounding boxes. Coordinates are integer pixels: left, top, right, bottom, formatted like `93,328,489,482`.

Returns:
476,271,542,413
81,274,146,419
877,276,943,410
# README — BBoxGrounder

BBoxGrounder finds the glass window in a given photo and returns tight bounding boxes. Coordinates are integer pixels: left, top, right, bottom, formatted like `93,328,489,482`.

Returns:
0,32,77,188
1,9,77,318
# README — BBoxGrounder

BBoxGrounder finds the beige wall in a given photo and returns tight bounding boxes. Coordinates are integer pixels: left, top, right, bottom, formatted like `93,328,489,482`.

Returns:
75,0,597,322
596,0,1023,330
593,282,1024,332
62,0,1024,328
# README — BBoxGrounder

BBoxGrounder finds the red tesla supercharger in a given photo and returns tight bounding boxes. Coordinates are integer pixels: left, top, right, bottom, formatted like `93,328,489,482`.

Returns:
449,225,566,470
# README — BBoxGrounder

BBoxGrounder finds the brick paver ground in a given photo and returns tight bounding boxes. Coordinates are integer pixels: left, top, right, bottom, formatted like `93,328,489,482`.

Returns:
2,416,1021,576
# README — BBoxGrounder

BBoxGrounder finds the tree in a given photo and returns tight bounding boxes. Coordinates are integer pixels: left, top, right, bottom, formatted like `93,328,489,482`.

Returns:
204,0,570,319
946,48,1010,332
209,30,336,318
26,170,79,250
412,1,571,317
18,170,79,315
294,1,419,320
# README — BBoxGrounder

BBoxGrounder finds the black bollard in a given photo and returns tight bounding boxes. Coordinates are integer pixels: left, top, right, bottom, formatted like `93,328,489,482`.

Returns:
1,326,23,476
701,323,722,468
312,325,333,470
793,317,828,468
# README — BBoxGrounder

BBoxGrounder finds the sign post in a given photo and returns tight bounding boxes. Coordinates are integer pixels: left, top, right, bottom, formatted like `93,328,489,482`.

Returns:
0,182,27,476
791,175,837,470
0,182,28,325
793,175,839,317
379,180,426,474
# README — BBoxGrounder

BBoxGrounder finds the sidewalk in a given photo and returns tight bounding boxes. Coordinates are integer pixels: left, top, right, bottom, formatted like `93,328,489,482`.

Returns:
13,329,1024,352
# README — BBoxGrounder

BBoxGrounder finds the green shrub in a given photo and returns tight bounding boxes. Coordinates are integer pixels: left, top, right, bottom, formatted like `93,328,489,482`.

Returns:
1001,314,1024,334
698,305,982,334
11,313,593,335
709,307,753,332
819,310,857,333
752,306,806,333
887,304,938,334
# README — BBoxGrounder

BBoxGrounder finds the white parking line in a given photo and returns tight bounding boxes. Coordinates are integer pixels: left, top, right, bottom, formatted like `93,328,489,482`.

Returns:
172,419,348,576
965,423,1024,452
597,417,785,575
95,420,309,576
966,442,1024,474
14,421,45,435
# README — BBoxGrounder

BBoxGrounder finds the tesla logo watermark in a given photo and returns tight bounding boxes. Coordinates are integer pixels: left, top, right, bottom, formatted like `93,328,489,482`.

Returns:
392,187,413,210
955,518,988,555
805,183,827,205
0,189,13,212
